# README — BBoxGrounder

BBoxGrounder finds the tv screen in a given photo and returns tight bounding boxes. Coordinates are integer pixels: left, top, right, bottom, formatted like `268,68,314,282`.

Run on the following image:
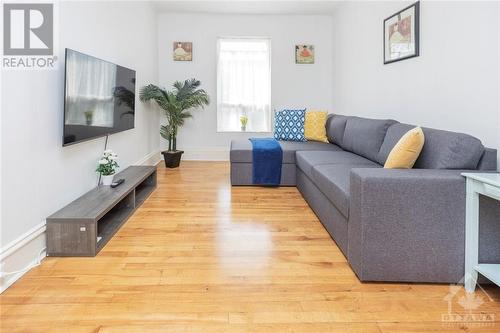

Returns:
63,49,136,146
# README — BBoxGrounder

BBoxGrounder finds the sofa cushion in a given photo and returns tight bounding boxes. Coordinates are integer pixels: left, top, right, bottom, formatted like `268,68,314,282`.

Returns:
376,123,415,164
384,127,425,169
325,114,350,147
378,123,485,169
274,109,306,142
230,139,342,164
312,164,381,218
304,110,329,142
342,116,398,162
296,150,379,179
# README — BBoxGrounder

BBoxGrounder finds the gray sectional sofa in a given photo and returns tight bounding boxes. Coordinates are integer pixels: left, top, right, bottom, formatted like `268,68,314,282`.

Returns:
230,114,500,283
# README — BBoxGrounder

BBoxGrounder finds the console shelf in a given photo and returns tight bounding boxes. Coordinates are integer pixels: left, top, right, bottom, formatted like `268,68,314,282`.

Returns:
46,166,157,256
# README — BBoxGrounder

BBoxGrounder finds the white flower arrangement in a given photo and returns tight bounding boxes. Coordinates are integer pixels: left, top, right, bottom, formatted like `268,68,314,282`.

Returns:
96,150,119,176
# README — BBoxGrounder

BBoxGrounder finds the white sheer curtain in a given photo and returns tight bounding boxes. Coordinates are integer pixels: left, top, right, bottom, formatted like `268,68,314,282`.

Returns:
65,51,116,127
217,38,271,132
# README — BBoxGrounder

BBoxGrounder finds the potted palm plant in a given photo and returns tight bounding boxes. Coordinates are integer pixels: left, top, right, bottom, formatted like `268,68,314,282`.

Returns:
139,79,209,168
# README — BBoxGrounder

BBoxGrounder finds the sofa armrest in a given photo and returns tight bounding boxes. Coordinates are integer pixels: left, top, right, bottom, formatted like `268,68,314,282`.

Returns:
348,168,468,283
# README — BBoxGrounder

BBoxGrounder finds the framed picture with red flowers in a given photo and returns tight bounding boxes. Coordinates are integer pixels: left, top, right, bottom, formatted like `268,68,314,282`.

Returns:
295,44,314,64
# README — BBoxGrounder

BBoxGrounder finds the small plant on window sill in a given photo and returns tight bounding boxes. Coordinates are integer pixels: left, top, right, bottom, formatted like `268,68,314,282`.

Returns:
240,115,248,132
139,79,210,168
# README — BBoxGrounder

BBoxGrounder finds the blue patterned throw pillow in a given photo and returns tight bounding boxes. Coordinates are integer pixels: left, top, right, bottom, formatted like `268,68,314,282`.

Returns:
274,109,306,142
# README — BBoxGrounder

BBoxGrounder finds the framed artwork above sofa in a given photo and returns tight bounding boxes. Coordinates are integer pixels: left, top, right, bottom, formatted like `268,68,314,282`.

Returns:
383,1,420,64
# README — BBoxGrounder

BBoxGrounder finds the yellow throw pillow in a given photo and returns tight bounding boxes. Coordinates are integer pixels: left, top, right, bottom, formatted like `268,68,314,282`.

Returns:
384,127,425,169
304,111,329,142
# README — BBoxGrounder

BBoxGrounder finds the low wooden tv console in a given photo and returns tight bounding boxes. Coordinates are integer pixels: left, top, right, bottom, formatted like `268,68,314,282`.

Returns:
46,166,157,256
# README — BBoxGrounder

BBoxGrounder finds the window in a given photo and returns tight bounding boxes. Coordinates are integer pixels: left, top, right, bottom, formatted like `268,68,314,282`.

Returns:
217,38,271,132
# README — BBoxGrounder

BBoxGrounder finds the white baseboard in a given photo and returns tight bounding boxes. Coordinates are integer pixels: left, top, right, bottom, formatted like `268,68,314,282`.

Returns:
0,222,46,293
181,147,229,161
134,149,162,166
0,149,161,294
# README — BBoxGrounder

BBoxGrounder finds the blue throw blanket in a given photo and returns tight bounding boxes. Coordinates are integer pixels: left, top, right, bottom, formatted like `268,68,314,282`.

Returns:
249,138,283,186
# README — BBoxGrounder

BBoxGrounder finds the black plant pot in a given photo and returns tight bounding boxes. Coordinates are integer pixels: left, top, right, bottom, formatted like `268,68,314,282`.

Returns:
162,150,184,168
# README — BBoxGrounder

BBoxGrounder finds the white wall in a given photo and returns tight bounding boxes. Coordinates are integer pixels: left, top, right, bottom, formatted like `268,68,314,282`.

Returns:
331,1,500,168
1,1,160,291
158,13,334,160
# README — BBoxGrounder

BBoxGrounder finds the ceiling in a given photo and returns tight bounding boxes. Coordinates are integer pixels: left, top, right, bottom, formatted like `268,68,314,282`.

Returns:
152,1,341,15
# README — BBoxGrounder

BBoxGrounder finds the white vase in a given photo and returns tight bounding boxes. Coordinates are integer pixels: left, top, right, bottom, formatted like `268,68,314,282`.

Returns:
101,174,114,186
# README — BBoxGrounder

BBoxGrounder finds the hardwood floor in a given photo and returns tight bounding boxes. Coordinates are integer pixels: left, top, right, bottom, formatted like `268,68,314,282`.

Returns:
1,161,499,332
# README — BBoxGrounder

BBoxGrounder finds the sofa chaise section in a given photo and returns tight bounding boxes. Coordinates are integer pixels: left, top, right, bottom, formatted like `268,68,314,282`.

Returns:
230,139,342,186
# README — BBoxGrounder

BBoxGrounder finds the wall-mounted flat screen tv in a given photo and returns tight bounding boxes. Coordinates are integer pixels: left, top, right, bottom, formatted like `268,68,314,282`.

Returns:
63,48,136,146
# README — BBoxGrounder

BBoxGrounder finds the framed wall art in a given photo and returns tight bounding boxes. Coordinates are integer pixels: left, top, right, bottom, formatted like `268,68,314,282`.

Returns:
384,2,420,64
173,42,193,61
295,45,314,64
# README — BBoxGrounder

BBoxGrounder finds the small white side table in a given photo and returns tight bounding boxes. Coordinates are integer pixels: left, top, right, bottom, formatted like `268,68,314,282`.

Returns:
462,173,500,293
